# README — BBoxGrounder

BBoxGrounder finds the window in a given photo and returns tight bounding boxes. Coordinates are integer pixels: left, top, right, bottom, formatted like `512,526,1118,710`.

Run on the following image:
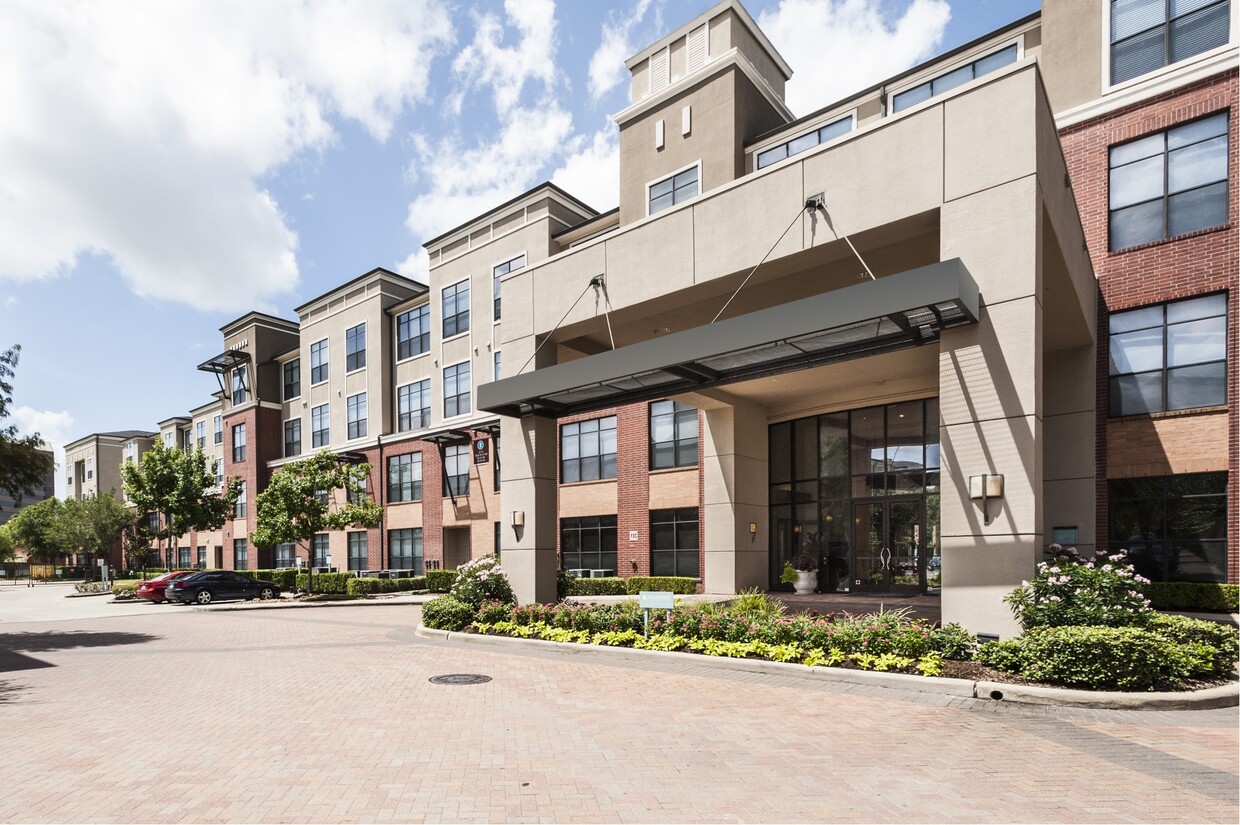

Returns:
310,339,329,384
1111,0,1230,85
443,280,470,337
126,442,135,463
398,379,431,431
232,366,249,405
164,432,173,447
1109,293,1227,416
891,43,1018,112
178,547,190,568
284,419,301,458
560,516,618,574
756,114,854,170
312,534,329,568
284,359,301,400
493,351,501,381
312,404,330,447
214,461,223,489
214,415,223,444
234,482,247,519
651,508,699,578
387,453,423,502
196,546,206,569
650,401,698,469
275,543,296,569
389,528,424,574
493,254,525,321
196,421,205,449
396,304,430,359
1108,113,1228,251
444,443,470,496
560,417,617,482
232,424,246,462
86,458,93,479
346,323,366,371
348,531,368,572
648,165,699,215
346,392,367,439
1109,472,1228,582
444,362,471,418
233,538,248,571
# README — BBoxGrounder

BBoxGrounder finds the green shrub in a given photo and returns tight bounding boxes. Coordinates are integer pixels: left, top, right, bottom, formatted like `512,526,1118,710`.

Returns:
111,583,138,600
976,639,1027,674
1145,613,1238,675
293,572,352,594
625,576,698,595
566,576,627,596
421,596,476,631
450,555,515,608
930,622,977,660
406,576,427,591
346,578,382,596
985,626,1185,691
1145,582,1239,613
426,570,458,592
476,599,514,624
1005,546,1151,629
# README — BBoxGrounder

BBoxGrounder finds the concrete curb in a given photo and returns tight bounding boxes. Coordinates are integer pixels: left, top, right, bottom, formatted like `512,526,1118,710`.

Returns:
415,625,1239,709
192,596,433,613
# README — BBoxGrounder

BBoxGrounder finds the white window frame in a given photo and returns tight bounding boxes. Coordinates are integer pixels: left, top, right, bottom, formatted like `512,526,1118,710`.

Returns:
346,392,368,441
442,360,472,421
644,159,702,218
492,251,526,325
441,278,471,343
1102,0,1237,95
886,36,1025,115
751,110,856,172
309,338,330,387
395,302,431,364
345,322,366,374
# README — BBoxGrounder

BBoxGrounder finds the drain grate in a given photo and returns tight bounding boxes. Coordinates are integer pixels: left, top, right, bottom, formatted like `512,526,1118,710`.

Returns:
428,673,492,685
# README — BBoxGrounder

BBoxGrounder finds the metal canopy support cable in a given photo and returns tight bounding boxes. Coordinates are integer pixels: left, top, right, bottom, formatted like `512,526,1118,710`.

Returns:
518,277,597,376
807,193,876,281
591,275,617,351
710,201,809,324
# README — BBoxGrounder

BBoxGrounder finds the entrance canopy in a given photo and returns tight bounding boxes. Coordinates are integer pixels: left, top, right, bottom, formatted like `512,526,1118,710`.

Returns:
479,258,979,418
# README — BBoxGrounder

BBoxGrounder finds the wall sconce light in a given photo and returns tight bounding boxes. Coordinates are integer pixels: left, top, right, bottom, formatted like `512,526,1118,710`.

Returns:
748,522,757,535
969,474,1004,526
792,523,801,535
510,511,525,534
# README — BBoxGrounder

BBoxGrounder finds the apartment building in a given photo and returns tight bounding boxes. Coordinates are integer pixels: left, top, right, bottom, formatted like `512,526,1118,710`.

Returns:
70,0,1235,636
0,448,55,527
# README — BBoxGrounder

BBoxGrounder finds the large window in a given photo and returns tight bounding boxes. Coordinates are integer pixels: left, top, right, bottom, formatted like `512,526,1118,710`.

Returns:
560,516,618,575
346,323,366,371
346,392,367,439
444,362,471,418
348,531,368,572
1109,112,1228,251
232,423,246,462
443,280,470,338
213,415,223,444
1109,472,1228,582
560,417,617,482
311,403,330,447
397,379,431,431
1111,0,1230,85
756,114,853,170
648,165,699,215
275,543,295,569
234,482,246,519
312,534,329,568
310,339,329,384
397,304,430,359
284,419,301,458
651,508,699,578
233,539,248,571
650,401,698,469
178,547,191,568
1108,293,1227,416
387,453,423,502
197,546,206,569
444,443,470,496
232,365,248,405
493,254,525,321
389,528,424,574
196,421,205,449
284,359,301,400
891,43,1018,112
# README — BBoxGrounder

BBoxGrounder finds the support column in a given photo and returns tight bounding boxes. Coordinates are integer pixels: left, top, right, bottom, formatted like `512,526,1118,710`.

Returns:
499,414,558,604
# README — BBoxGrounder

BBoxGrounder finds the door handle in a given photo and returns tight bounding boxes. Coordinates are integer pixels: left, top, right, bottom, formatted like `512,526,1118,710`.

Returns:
879,546,892,570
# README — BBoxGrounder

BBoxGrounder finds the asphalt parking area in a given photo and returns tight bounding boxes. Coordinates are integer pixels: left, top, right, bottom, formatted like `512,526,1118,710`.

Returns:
0,604,1235,823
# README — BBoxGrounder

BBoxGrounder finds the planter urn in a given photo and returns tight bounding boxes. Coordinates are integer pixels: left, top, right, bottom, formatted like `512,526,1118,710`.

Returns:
794,569,818,595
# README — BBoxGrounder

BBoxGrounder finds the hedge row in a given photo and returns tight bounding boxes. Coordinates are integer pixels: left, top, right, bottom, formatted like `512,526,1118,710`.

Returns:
291,572,354,594
1145,582,1239,614
237,569,298,590
566,577,627,596
346,576,428,596
426,570,458,592
624,576,698,595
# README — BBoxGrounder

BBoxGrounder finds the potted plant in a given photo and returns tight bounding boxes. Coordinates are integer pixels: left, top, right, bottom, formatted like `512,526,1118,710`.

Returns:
781,554,818,595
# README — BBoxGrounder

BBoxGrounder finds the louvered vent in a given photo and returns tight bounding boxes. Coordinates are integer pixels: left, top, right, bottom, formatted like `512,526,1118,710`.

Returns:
650,47,669,94
686,24,707,73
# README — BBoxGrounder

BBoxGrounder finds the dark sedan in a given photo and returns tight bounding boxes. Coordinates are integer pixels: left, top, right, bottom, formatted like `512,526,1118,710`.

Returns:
167,571,281,605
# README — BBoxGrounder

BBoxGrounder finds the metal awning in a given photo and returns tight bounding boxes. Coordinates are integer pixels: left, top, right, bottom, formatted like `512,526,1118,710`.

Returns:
196,350,249,374
478,258,979,418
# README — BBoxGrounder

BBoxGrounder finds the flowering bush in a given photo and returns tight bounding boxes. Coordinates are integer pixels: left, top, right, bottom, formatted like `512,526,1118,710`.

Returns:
449,555,515,608
980,626,1192,691
1004,545,1152,630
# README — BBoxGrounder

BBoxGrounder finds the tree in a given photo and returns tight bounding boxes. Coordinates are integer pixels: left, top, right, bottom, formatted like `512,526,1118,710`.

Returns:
0,523,15,563
252,452,382,593
56,492,134,578
7,498,66,563
120,440,241,573
123,521,158,573
0,345,54,511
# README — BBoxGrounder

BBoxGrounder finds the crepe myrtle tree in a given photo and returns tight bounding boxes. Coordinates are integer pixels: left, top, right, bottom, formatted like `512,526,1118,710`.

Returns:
121,439,240,576
251,452,382,594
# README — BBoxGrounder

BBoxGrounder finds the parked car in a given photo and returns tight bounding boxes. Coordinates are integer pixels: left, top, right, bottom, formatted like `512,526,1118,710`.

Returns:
136,571,196,603
166,571,281,605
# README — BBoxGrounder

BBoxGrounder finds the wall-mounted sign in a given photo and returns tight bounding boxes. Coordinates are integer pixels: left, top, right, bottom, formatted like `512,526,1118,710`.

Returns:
628,530,639,542
473,438,490,464
1051,526,1078,546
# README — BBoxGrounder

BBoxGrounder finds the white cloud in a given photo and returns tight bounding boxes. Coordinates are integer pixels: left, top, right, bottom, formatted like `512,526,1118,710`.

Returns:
10,407,76,498
588,0,658,102
0,0,453,312
452,0,559,116
759,0,952,116
552,126,620,212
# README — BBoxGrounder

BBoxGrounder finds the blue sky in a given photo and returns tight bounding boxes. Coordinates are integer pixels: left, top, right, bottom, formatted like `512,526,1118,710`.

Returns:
0,0,1038,493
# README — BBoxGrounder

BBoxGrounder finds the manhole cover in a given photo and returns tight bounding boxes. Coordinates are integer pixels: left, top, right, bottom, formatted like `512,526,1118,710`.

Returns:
428,673,492,685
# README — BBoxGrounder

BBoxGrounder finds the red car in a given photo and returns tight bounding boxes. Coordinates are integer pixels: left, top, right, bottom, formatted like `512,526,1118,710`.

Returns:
136,571,196,603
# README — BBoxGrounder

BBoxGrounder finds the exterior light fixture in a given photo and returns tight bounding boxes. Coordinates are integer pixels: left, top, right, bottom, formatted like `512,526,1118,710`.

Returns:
748,522,758,535
510,510,525,529
792,523,801,535
969,474,1004,526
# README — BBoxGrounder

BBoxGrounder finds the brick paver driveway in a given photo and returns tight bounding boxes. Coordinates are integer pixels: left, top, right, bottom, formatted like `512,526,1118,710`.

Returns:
0,604,1235,823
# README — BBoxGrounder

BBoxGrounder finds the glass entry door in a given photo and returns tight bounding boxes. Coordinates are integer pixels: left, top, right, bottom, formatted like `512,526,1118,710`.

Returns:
851,497,924,593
